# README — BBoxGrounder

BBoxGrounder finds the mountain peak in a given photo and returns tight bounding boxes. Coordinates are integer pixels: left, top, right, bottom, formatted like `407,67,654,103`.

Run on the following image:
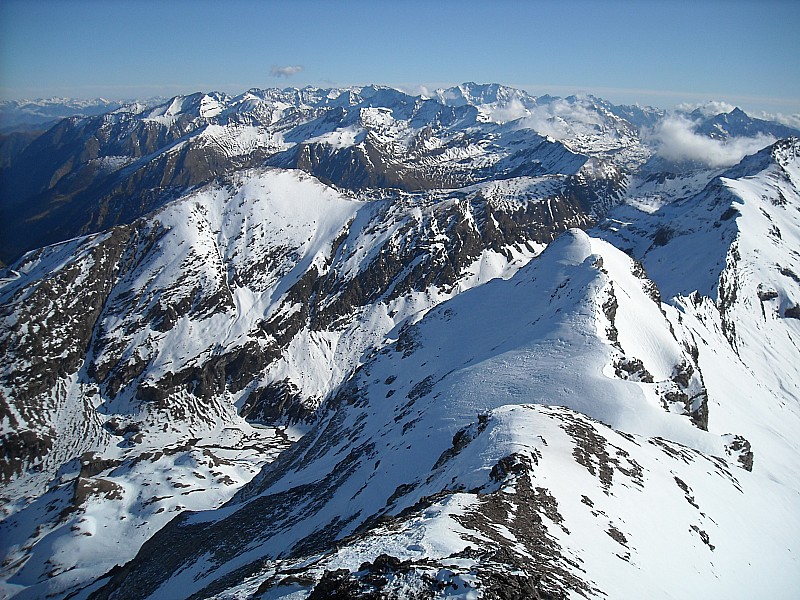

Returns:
544,227,594,266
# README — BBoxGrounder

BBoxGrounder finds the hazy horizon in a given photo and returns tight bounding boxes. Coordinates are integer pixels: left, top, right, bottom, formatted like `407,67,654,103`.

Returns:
1,0,798,115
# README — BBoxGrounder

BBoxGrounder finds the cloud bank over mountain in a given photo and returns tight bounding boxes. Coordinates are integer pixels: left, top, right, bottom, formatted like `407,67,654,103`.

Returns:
649,113,776,167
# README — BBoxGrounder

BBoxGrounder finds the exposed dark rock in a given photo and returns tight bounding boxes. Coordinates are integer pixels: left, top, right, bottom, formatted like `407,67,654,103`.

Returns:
785,305,800,319
779,266,800,283
490,453,534,482
724,435,754,471
395,322,422,358
614,357,654,383
630,259,662,304
73,477,124,508
1,226,131,428
602,287,620,346
432,415,489,470
0,428,54,482
672,360,694,388
690,525,715,551
718,243,741,348
606,524,628,546
566,420,615,492
673,476,700,509
277,549,571,600
479,569,566,600
407,376,435,402
455,467,596,597
757,287,778,301
133,341,279,416
79,452,123,479
307,569,365,600
651,226,674,246
102,419,141,437
241,379,315,425
664,360,709,430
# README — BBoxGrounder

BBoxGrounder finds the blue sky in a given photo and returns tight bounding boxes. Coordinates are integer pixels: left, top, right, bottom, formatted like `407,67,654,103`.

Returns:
1,0,798,114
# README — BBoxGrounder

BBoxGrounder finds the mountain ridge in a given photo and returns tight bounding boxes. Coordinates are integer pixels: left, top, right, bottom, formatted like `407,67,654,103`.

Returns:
85,220,798,599
1,85,799,599
3,83,796,264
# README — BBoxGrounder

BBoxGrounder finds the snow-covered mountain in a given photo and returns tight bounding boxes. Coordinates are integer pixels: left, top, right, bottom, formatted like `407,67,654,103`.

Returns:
2,83,643,265
1,84,799,599
0,168,599,599
1,85,623,263
3,84,795,266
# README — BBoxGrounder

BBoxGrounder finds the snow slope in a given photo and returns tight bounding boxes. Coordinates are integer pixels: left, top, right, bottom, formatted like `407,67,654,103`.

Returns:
3,165,578,598
85,228,799,599
647,139,800,488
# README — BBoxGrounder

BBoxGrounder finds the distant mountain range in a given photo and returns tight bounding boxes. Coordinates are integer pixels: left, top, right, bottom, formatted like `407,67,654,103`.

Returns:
0,98,144,132
2,84,797,267
1,84,799,599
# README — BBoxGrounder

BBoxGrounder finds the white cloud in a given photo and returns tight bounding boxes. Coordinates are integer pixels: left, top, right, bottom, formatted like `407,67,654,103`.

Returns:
270,65,304,79
648,114,775,168
488,97,529,123
673,102,800,131
674,100,737,117
518,112,571,140
395,84,433,99
754,111,800,130
513,99,605,141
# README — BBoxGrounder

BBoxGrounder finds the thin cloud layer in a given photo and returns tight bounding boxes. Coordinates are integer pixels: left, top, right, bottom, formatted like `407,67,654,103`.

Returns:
675,100,737,117
649,114,775,168
488,97,528,123
486,97,604,141
522,101,604,141
396,84,434,99
755,111,800,130
676,102,800,131
271,65,304,79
